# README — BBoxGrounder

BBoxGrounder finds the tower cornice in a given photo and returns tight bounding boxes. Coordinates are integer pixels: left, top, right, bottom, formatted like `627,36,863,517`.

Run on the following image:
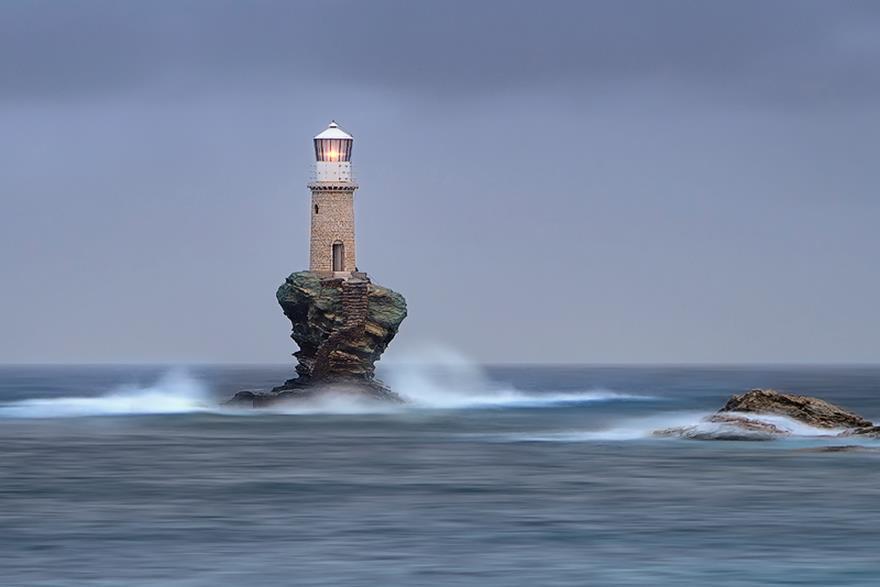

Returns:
307,181,359,192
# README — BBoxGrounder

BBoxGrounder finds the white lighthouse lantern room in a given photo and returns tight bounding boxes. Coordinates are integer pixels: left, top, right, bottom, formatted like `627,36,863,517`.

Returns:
307,121,359,277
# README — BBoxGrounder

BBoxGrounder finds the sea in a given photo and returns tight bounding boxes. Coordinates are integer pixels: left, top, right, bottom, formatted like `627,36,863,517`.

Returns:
2,362,880,586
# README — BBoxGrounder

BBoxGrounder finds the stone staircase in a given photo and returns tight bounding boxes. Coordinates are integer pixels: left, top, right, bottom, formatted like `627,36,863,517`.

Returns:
341,279,369,328
310,278,370,377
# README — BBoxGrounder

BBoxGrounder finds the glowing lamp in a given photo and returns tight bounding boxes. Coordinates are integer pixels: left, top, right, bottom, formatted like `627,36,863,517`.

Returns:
314,121,353,162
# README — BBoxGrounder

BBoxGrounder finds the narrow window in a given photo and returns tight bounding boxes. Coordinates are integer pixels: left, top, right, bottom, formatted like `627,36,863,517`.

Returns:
314,204,319,214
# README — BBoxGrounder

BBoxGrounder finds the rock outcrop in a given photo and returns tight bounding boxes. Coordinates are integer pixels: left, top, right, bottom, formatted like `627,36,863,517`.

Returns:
230,271,407,406
655,389,880,441
719,389,873,429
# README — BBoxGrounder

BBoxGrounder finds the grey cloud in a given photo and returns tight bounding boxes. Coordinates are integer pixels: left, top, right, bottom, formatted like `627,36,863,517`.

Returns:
3,1,880,105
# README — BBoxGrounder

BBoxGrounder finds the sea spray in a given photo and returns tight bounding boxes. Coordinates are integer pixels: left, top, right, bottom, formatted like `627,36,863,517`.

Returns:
0,353,655,418
513,411,853,443
381,344,654,409
381,344,503,407
0,369,211,418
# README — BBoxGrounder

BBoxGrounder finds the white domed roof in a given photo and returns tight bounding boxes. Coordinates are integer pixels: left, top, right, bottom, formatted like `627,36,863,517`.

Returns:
314,120,353,140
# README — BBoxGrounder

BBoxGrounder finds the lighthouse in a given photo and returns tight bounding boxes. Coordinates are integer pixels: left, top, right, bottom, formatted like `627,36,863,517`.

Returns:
308,121,358,277
224,119,406,406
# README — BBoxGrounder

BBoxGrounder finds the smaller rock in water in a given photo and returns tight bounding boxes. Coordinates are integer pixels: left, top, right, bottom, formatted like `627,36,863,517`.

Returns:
719,389,873,429
655,388,879,442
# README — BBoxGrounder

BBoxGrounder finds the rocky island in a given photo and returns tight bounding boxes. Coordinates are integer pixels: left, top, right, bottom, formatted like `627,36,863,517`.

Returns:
655,388,880,441
230,271,407,406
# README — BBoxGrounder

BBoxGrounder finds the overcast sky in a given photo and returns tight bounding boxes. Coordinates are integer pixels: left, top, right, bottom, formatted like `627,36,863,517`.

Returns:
2,0,880,364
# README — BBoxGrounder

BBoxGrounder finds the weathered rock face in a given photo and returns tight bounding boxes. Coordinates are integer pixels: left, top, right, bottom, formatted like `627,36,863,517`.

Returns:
655,389,880,441
230,271,407,406
277,271,406,380
719,389,873,429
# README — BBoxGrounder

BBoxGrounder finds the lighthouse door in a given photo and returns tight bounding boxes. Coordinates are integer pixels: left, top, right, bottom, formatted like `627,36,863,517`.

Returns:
332,242,345,272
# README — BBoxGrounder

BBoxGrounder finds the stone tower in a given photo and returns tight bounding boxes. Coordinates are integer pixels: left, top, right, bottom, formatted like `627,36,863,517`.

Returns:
308,121,357,276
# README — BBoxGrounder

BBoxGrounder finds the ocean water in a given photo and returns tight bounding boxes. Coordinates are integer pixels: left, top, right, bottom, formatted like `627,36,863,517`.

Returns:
2,363,880,586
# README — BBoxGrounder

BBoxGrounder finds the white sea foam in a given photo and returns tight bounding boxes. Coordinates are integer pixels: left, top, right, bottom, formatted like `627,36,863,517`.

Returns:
257,349,652,414
382,344,654,409
0,344,657,418
511,411,712,442
510,410,849,442
720,411,846,437
0,370,213,418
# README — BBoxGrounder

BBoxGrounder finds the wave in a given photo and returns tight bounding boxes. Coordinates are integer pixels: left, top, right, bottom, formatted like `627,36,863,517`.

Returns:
243,388,652,416
507,411,856,442
0,347,654,418
405,387,652,410
253,379,654,415
510,411,712,442
0,377,652,423
383,345,655,409
0,370,213,418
